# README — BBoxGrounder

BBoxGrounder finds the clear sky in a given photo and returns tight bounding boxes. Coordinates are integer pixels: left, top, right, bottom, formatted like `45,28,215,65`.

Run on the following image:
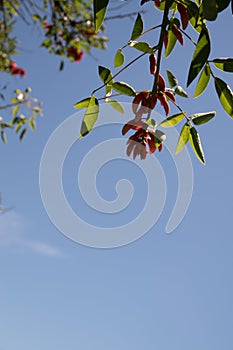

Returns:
1,1,233,349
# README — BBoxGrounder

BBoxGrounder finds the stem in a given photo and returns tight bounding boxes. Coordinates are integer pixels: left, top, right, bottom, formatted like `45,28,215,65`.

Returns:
92,51,148,95
149,0,172,117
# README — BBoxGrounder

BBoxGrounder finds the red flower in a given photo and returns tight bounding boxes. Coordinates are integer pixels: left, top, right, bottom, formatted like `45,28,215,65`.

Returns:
9,61,26,77
122,120,163,159
68,46,85,62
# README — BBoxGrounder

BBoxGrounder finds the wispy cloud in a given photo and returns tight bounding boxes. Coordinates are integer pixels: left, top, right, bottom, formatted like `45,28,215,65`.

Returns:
0,211,63,257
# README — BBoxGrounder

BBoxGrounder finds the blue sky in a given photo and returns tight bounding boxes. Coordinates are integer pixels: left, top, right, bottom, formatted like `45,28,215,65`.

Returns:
1,1,233,349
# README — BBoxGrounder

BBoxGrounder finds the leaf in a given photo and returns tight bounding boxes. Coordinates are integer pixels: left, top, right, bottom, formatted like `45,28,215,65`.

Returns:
160,113,185,128
19,128,27,141
80,95,99,137
202,0,218,20
114,50,124,68
191,111,216,125
12,104,19,117
29,116,36,131
131,42,154,54
216,0,230,12
187,26,211,86
165,28,177,57
94,0,109,32
189,126,205,164
175,123,190,154
175,85,189,98
112,82,136,96
213,58,233,72
98,66,113,84
74,97,91,109
166,70,178,87
130,13,143,41
1,130,7,143
214,77,233,118
107,100,124,114
154,129,166,142
59,60,64,71
194,64,211,97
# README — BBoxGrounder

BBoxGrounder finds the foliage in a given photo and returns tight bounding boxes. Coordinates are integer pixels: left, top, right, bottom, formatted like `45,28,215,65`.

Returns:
74,0,233,164
0,0,233,165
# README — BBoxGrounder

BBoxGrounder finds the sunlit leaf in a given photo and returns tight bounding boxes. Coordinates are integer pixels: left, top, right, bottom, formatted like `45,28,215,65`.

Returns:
175,123,190,154
74,97,91,109
160,113,185,128
131,42,154,54
214,77,233,118
114,50,124,68
112,82,136,96
175,85,189,98
189,126,205,164
187,26,211,86
166,70,178,87
194,64,211,97
191,111,216,125
130,13,143,41
213,58,233,72
107,100,124,114
94,0,109,31
80,95,99,137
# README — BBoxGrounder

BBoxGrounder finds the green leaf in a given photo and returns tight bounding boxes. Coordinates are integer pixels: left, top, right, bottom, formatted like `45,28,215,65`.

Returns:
191,111,216,125
114,50,124,68
189,126,205,164
214,77,233,118
160,113,185,128
131,42,154,54
59,60,64,71
130,13,143,41
1,130,7,143
213,58,233,72
19,128,27,141
94,0,109,32
12,104,19,117
202,0,218,20
187,26,211,86
175,86,189,98
194,64,211,97
216,0,230,12
112,82,136,96
98,66,113,84
74,97,91,109
166,70,178,87
80,95,99,137
175,123,190,154
154,129,166,143
107,100,124,114
29,116,36,131
165,28,177,58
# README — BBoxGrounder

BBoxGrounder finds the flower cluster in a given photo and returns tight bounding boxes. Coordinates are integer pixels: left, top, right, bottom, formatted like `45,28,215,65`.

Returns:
67,46,85,62
122,119,164,160
9,61,26,77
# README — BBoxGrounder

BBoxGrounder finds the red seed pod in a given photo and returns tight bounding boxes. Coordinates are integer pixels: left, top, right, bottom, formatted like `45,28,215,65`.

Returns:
158,94,170,116
147,135,156,154
148,94,157,110
163,30,168,49
157,74,166,92
165,90,176,103
149,54,157,75
172,25,184,45
158,143,163,152
177,3,189,30
132,92,144,114
154,0,161,7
